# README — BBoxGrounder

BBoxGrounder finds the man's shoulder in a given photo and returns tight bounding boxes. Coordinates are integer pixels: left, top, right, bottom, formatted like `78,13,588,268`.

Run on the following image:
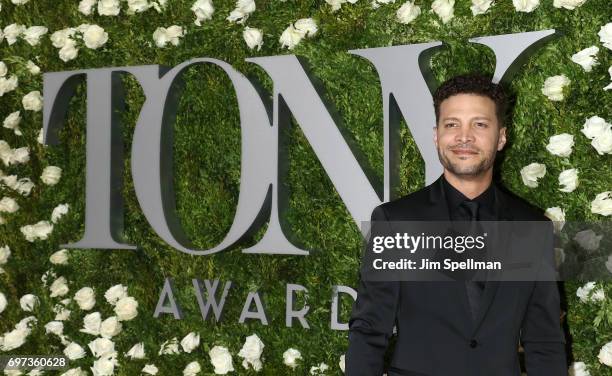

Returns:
496,186,550,221
374,185,432,219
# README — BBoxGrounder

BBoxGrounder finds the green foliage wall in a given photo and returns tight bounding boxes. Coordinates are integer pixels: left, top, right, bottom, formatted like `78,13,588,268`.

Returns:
0,0,611,374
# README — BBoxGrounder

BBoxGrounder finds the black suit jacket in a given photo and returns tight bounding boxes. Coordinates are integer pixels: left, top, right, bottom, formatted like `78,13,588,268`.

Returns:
346,175,567,376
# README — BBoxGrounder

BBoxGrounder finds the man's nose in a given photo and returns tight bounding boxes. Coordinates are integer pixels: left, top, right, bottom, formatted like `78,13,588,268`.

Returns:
455,124,474,143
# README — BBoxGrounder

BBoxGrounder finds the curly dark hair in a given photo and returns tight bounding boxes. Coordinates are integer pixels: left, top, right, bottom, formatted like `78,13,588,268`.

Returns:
433,73,509,128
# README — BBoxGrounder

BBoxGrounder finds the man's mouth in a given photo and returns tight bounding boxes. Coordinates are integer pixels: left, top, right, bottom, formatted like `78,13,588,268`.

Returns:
450,148,478,155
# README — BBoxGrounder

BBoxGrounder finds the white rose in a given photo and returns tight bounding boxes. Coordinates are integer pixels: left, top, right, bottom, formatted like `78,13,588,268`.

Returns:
283,348,302,369
325,0,345,12
50,28,76,48
11,0,30,4
152,27,170,47
0,75,18,96
78,0,97,15
568,361,591,376
50,249,69,264
599,341,612,367
80,311,102,335
591,191,612,216
310,362,329,375
294,18,318,37
558,168,578,192
82,25,108,49
0,196,19,213
3,24,26,45
180,332,200,353
470,0,492,15
159,337,180,355
192,0,215,26
3,111,22,135
591,128,612,155
88,337,115,358
604,65,612,90
64,342,85,360
238,333,264,371
127,0,152,13
165,25,185,46
0,244,10,264
544,206,565,233
0,62,6,77
0,245,10,264
0,292,6,314
279,24,304,50
576,281,596,302
1,327,29,350
573,229,602,252
15,315,36,331
142,364,159,375
243,26,263,51
209,345,234,374
183,361,201,376
512,0,539,12
91,356,117,375
520,162,546,188
14,177,35,196
22,26,48,46
20,293,39,311
114,296,138,320
571,46,599,72
51,203,70,223
226,0,255,23
553,0,587,9
153,26,185,47
339,354,345,373
541,74,570,101
546,133,574,157
104,284,128,305
54,306,71,321
21,220,54,242
598,22,612,50
22,90,43,111
44,321,64,336
74,287,96,310
98,0,121,15
59,39,79,62
100,316,122,338
396,1,421,23
125,342,146,359
581,115,611,139
10,146,30,165
431,0,454,24
40,166,62,185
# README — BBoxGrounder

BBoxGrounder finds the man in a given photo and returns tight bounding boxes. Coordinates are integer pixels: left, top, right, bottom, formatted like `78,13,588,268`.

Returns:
346,73,567,376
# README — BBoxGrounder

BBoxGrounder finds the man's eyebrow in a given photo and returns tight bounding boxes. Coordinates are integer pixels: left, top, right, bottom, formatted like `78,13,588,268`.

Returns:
441,116,493,121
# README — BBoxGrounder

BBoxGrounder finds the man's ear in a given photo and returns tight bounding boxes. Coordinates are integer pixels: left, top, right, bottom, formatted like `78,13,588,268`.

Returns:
497,126,507,151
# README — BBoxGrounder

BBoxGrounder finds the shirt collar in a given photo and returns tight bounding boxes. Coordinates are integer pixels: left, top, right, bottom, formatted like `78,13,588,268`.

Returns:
441,174,496,213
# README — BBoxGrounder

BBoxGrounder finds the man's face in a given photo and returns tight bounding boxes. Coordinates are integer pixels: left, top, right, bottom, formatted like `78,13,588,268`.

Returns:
433,93,507,177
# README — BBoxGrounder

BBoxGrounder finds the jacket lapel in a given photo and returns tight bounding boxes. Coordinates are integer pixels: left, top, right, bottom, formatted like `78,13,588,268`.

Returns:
470,183,514,335
425,175,514,336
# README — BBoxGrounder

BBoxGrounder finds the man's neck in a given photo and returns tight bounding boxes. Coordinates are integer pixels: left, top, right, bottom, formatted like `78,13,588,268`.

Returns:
443,170,493,200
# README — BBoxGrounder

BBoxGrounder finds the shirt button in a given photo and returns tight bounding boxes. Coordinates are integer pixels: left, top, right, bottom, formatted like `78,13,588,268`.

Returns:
470,339,478,348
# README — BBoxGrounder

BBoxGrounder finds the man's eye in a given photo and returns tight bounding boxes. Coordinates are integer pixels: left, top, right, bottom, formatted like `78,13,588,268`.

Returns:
476,122,487,127
445,123,456,128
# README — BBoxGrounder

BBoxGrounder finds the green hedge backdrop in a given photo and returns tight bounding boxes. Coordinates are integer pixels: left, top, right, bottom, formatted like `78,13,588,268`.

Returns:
0,0,611,374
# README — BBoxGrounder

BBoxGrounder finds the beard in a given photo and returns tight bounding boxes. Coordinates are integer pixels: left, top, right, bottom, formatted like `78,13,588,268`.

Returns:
437,144,496,177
